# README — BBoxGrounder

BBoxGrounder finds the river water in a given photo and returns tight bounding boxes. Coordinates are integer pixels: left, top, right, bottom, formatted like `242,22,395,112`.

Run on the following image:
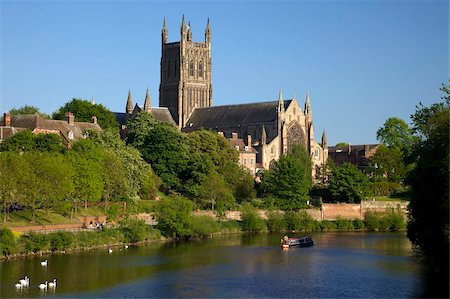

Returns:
1,232,428,298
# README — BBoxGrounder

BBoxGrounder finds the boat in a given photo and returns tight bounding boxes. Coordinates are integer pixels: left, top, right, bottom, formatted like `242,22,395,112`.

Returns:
281,235,314,249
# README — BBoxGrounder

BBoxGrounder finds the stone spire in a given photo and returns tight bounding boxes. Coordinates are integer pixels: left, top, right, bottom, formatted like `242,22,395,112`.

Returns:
143,87,151,112
91,97,95,105
322,130,327,148
205,17,211,43
187,21,192,41
126,89,133,114
305,91,311,114
262,125,267,145
180,15,186,40
162,18,168,44
278,86,285,113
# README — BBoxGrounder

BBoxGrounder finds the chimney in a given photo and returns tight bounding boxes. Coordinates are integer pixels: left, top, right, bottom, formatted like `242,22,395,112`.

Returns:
91,116,97,124
65,112,75,126
231,132,238,139
247,135,252,149
3,112,11,126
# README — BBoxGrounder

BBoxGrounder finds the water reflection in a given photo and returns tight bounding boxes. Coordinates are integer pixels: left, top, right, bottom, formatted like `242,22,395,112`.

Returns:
0,232,427,298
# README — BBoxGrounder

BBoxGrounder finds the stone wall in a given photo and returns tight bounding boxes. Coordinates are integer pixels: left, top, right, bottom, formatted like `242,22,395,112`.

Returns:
322,203,362,220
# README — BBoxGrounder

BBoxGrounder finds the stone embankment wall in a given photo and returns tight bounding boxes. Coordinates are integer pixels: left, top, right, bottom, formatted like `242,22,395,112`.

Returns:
192,201,408,221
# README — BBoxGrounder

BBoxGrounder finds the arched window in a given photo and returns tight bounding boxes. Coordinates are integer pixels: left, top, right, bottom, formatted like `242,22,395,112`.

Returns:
189,60,194,77
198,61,203,77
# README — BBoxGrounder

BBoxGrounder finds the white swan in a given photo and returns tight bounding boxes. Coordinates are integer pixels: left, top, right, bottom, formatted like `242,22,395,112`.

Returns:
124,245,129,249
38,281,48,290
19,276,29,286
48,279,57,288
108,248,113,253
15,282,23,288
41,259,48,266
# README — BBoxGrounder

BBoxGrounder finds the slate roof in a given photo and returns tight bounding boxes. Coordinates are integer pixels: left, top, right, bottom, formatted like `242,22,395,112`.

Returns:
186,100,293,129
10,114,101,143
328,144,380,154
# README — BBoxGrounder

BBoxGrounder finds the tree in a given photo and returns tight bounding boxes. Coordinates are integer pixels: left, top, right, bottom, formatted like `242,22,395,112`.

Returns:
0,153,27,222
335,142,349,147
52,98,118,130
376,117,416,154
127,115,213,196
262,145,311,210
0,131,64,153
369,145,406,183
329,163,369,203
407,85,449,296
155,196,193,238
8,105,50,119
198,172,234,212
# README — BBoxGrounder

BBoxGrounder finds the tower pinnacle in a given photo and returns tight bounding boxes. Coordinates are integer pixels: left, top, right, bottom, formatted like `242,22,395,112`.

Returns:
126,90,133,114
278,86,284,113
205,17,211,43
144,87,151,112
162,18,168,44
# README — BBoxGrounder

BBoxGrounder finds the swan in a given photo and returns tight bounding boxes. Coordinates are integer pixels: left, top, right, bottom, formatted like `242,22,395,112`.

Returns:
41,259,48,266
15,282,23,288
48,279,57,288
19,276,29,286
38,281,48,290
124,245,129,249
108,249,113,253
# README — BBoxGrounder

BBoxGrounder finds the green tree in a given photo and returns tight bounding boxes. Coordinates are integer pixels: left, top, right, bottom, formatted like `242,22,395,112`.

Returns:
0,228,17,256
369,145,406,183
0,153,29,222
198,172,234,212
0,130,36,153
407,85,449,295
240,204,265,233
53,98,118,130
329,163,369,203
335,142,349,147
8,105,50,119
262,145,311,210
376,117,416,154
155,196,193,238
34,133,65,152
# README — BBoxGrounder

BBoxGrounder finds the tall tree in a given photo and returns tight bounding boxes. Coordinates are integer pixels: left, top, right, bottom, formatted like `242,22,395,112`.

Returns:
262,145,311,210
53,98,118,130
369,145,406,183
376,117,416,154
329,163,369,203
407,84,449,296
7,105,50,119
0,153,27,222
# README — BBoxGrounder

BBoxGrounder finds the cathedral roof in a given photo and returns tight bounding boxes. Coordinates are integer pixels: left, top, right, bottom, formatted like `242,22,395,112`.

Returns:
115,107,176,126
186,99,293,129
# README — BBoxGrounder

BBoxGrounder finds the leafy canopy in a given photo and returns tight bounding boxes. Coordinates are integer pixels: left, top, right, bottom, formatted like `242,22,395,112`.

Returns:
329,163,369,203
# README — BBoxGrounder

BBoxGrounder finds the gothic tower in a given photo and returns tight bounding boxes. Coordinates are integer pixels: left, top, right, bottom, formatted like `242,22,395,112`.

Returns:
159,16,213,128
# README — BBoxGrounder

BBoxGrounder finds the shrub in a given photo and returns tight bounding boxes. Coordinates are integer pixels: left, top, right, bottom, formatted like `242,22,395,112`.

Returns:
107,205,121,222
335,218,355,230
353,219,365,230
0,228,17,256
219,220,242,233
49,231,74,251
74,231,98,248
266,210,286,232
19,232,48,253
155,195,193,238
319,220,337,231
191,215,220,237
53,199,73,217
120,218,151,243
284,211,319,231
240,204,266,233
97,227,124,245
364,210,406,231
364,211,381,230
385,210,406,231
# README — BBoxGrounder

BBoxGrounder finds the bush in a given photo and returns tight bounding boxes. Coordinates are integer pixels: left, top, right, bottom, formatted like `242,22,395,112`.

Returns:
53,200,73,217
319,220,337,231
155,196,193,238
240,204,266,233
191,215,220,237
49,231,74,251
266,210,286,232
353,219,365,230
284,211,319,231
0,228,17,256
364,210,406,231
120,218,151,243
74,231,98,248
107,205,121,222
19,232,48,253
335,218,355,230
97,227,124,245
385,210,406,231
219,220,242,233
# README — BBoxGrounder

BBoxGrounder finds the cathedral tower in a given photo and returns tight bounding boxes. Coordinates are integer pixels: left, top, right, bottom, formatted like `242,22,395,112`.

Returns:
159,17,213,128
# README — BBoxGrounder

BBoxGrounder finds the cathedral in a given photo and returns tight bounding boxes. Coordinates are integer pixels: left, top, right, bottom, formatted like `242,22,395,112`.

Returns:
116,17,328,177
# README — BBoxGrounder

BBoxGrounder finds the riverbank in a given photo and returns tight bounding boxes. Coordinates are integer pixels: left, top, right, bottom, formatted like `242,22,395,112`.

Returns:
0,208,406,261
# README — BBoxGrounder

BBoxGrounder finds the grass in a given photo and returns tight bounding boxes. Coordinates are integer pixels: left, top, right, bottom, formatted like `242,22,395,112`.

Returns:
366,196,410,202
0,207,107,228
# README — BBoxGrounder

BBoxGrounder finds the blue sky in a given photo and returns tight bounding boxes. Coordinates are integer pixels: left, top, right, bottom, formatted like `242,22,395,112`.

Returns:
1,0,448,145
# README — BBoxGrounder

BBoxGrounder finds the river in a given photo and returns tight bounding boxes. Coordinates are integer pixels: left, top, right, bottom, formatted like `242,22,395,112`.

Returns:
1,232,428,298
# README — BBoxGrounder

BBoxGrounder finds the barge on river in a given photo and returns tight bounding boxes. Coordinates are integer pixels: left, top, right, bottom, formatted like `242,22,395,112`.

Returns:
281,236,314,249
